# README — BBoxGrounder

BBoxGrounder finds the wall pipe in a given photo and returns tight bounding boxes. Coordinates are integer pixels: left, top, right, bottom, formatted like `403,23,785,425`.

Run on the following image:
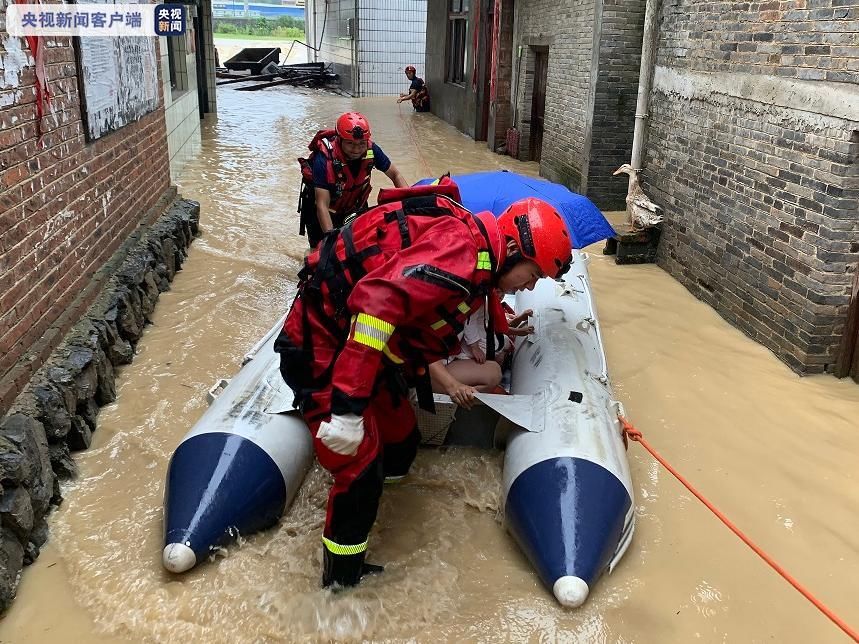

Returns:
629,0,662,176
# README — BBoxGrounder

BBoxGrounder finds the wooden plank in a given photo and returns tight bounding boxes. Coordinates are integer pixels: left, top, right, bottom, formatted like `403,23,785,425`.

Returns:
216,72,280,86
233,74,330,91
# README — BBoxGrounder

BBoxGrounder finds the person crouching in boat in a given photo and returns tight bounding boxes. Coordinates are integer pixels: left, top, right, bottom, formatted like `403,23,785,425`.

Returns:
297,112,409,248
430,291,534,402
274,181,572,589
397,66,431,112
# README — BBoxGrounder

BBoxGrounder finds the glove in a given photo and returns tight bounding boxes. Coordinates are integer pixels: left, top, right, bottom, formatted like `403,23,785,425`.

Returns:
316,414,364,456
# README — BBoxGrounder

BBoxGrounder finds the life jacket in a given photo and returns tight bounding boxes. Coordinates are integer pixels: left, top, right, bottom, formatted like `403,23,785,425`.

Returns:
278,178,506,413
411,78,430,110
298,130,376,215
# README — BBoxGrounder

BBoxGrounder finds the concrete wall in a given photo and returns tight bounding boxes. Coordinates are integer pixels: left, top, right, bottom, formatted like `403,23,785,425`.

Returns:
0,31,172,413
425,0,479,138
358,0,427,96
644,0,859,374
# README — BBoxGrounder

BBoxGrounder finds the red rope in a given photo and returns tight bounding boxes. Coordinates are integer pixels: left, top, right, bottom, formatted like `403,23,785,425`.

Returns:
619,416,859,643
397,105,432,178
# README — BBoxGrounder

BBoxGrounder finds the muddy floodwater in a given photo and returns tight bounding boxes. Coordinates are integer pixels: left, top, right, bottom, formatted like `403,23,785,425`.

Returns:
2,88,858,644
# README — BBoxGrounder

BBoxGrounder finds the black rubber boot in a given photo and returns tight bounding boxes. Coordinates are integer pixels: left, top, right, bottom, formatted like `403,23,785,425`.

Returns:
322,548,385,590
361,562,384,576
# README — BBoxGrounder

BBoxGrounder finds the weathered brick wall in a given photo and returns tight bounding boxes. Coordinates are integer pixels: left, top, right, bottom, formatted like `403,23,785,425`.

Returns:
0,34,171,412
515,0,595,187
513,0,642,209
644,0,859,373
657,0,858,84
587,0,646,209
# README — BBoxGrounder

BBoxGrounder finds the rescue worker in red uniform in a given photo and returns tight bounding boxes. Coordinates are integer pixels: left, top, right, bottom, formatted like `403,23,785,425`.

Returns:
397,65,430,112
298,112,409,248
274,178,573,588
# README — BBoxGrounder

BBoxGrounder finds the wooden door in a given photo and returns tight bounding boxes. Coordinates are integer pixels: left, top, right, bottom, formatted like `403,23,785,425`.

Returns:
836,265,859,381
530,47,548,161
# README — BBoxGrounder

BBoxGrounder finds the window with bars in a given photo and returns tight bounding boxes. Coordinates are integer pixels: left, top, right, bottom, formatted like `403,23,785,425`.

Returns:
446,0,469,85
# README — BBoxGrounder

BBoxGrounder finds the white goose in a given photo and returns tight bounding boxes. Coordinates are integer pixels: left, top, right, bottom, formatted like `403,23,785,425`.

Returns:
612,164,663,230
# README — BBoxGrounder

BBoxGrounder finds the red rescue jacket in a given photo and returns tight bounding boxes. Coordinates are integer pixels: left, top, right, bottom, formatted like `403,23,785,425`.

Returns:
298,130,375,215
277,179,506,416
411,78,430,110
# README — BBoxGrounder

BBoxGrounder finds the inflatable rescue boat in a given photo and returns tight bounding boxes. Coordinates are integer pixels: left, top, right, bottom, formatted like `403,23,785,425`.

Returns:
162,250,635,608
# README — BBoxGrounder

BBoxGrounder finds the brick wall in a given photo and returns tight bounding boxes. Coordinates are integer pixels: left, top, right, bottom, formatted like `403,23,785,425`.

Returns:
0,35,172,412
515,0,595,185
513,0,641,208
644,0,859,373
657,0,859,84
586,0,646,208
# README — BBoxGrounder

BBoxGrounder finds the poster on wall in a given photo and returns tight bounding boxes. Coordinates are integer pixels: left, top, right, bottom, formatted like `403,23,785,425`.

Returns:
77,35,160,140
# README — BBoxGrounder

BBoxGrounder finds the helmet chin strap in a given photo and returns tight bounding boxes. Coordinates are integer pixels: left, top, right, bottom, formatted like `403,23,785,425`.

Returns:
497,240,523,279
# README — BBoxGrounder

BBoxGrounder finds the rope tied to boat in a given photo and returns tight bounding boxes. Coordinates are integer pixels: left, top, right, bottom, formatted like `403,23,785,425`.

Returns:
397,102,433,178
618,415,859,643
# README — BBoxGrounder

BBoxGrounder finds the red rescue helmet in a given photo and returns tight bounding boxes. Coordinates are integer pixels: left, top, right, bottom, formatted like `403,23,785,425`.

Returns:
336,112,372,143
497,198,573,279
405,65,416,74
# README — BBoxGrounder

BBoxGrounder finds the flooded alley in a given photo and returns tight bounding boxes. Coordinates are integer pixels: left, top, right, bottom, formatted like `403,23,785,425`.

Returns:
1,87,858,643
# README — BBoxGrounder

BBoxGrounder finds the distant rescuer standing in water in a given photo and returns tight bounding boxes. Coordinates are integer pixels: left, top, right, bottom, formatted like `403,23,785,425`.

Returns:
298,112,409,248
274,177,573,589
397,65,430,112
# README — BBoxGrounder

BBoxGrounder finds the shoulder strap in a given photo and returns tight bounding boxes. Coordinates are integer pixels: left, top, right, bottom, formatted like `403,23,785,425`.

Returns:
377,177,462,205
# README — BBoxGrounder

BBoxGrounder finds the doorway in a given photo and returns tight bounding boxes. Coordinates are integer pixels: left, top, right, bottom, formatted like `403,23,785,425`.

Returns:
529,46,548,161
837,266,859,382
194,14,209,118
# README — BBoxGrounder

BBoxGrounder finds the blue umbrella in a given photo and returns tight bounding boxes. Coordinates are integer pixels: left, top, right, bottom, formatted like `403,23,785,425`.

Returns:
417,171,615,249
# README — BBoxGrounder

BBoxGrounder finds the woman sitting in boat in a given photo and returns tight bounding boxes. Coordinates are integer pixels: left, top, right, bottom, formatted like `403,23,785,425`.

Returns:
430,291,534,401
274,182,572,589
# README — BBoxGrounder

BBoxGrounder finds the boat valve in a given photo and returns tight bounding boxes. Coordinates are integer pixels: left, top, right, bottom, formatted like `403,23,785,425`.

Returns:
206,378,231,405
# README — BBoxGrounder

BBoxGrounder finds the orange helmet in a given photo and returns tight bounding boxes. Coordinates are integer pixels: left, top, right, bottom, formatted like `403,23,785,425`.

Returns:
405,65,416,74
335,112,371,143
497,198,572,279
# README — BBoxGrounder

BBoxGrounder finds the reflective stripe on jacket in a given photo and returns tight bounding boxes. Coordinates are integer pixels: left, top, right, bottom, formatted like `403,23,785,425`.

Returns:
278,180,506,416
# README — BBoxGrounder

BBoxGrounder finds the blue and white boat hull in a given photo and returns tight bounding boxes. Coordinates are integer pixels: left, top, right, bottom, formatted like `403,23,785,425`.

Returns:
480,251,635,607
162,320,313,573
161,253,634,608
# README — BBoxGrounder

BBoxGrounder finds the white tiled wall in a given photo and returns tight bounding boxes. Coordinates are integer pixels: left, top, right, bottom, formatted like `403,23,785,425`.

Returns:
160,34,202,181
308,0,359,94
358,0,427,97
